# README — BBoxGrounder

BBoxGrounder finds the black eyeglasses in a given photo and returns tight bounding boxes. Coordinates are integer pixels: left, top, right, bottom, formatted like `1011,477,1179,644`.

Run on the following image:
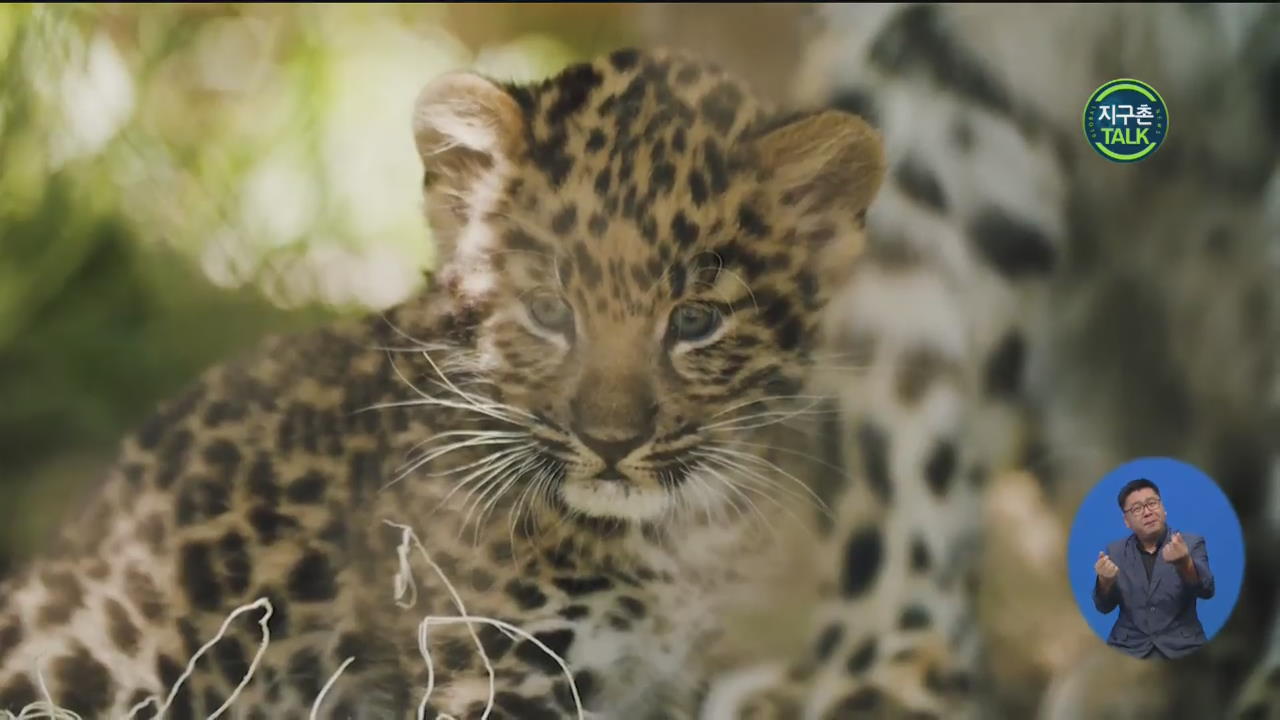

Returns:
1125,498,1162,516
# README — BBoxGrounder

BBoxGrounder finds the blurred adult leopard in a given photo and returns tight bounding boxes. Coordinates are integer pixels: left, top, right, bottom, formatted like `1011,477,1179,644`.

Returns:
643,5,1280,719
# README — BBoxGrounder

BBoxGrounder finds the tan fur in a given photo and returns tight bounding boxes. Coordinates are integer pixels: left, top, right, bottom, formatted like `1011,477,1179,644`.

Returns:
0,48,887,719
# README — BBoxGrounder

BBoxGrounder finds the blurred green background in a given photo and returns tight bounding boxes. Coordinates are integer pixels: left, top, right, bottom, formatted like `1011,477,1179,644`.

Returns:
0,3,640,574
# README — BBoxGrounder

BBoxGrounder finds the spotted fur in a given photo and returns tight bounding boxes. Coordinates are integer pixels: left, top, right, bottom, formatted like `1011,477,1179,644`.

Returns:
0,49,887,718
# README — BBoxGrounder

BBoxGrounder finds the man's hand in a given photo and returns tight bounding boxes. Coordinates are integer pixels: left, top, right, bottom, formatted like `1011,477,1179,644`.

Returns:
1093,551,1121,612
1095,551,1119,581
1162,532,1190,565
1164,532,1201,584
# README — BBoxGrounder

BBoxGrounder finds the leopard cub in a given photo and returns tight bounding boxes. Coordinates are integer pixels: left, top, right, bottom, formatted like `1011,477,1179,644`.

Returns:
0,48,883,718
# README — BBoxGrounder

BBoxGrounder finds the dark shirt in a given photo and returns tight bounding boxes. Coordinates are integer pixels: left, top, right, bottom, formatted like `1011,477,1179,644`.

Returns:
1140,544,1158,581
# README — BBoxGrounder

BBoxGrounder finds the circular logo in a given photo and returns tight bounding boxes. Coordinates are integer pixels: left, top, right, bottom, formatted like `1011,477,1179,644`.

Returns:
1082,78,1169,163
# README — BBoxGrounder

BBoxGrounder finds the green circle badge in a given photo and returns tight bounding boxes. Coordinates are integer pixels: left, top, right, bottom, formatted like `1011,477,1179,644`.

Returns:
1082,79,1168,163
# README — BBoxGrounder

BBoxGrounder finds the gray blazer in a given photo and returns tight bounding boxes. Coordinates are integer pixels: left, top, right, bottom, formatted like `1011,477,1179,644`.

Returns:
1092,527,1215,659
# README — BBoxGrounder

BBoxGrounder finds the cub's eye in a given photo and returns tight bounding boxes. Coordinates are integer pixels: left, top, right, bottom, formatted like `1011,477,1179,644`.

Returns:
669,303,722,343
527,293,574,334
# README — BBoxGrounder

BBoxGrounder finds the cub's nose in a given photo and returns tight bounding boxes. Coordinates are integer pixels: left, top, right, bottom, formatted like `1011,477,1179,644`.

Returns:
569,370,656,468
572,428,649,468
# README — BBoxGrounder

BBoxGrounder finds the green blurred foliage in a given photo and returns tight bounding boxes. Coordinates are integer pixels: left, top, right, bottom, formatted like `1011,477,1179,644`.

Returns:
0,3,637,570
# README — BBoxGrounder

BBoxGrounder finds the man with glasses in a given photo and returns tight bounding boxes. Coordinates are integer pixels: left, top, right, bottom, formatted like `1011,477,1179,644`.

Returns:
1092,478,1216,659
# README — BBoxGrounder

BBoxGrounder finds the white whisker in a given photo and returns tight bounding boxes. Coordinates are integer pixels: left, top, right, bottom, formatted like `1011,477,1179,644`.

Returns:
406,435,530,479
387,436,528,491
709,394,834,420
474,454,542,544
433,443,538,515
718,438,848,475
403,430,528,463
691,450,827,520
457,447,538,540
702,404,837,432
694,456,813,532
697,463,767,531
698,444,829,511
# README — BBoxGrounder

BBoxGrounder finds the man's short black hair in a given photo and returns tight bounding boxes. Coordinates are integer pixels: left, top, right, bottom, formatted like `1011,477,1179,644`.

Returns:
1118,478,1161,510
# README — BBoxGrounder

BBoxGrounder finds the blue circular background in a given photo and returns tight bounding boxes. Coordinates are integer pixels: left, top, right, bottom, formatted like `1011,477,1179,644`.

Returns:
1066,457,1245,645
1083,78,1168,163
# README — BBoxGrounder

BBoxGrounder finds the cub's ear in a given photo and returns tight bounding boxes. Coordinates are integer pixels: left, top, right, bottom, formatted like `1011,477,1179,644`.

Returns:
412,72,525,268
751,110,885,288
751,109,885,216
